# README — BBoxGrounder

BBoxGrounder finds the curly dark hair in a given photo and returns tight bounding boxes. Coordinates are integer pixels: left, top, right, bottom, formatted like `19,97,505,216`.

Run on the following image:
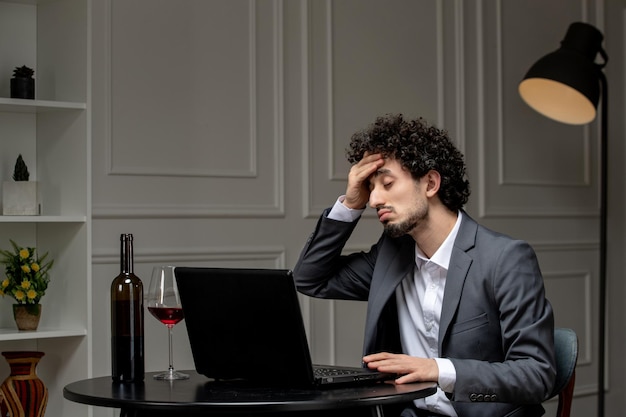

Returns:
346,114,470,211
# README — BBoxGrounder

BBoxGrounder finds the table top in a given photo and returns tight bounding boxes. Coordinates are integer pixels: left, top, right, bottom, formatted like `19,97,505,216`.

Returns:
63,371,437,414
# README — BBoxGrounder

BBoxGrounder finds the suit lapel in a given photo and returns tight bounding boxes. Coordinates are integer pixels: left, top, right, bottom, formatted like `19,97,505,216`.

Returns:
364,235,414,346
439,212,477,348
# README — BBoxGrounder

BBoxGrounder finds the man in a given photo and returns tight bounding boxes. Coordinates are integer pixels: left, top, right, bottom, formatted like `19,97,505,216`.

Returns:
293,114,556,417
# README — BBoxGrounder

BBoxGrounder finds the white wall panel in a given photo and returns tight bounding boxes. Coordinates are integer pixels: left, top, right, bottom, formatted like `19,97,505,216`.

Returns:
477,0,600,217
94,0,284,217
536,239,599,399
305,0,442,217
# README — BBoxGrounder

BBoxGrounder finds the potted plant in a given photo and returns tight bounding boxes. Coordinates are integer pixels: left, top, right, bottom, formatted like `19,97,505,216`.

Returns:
2,154,38,215
10,65,35,99
0,240,53,330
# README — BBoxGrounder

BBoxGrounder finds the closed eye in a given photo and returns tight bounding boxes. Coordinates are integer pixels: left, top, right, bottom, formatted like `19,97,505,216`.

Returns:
369,181,392,191
369,168,394,191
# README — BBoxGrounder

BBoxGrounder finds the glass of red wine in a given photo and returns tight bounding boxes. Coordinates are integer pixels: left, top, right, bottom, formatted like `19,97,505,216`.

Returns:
146,265,189,380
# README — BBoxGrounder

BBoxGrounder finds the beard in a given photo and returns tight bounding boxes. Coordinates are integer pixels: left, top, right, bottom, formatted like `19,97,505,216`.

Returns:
382,206,427,238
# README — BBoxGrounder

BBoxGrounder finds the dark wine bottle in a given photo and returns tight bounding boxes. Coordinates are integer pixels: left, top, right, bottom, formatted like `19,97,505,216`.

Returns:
111,233,145,382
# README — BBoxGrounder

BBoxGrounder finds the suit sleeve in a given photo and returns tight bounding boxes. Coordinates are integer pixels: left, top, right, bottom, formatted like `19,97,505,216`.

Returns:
293,208,379,301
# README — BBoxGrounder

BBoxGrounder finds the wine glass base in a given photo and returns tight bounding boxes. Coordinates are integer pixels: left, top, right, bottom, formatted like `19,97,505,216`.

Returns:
153,369,189,380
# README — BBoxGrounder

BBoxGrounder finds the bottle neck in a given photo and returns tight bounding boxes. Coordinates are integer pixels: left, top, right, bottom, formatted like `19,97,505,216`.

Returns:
120,234,134,274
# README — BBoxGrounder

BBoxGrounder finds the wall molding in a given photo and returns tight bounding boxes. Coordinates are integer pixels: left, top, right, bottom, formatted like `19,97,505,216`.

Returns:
93,245,286,268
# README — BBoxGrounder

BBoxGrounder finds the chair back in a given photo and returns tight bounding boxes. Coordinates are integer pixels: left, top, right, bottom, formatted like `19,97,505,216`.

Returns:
550,327,578,417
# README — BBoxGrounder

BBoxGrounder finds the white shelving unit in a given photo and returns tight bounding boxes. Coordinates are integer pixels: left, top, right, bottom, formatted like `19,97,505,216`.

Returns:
0,0,90,416
0,98,86,113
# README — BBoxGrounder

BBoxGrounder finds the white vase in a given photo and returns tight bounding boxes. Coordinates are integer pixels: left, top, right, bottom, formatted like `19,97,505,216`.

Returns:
2,181,38,215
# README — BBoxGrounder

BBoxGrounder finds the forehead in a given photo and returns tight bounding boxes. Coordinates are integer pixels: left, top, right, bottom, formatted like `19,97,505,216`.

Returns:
372,158,408,178
369,158,415,187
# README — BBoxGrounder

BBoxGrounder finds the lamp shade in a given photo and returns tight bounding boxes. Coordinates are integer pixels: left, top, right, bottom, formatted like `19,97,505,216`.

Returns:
519,22,606,125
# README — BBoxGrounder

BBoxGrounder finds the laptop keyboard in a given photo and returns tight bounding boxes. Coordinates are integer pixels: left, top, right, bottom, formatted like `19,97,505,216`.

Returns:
314,367,360,377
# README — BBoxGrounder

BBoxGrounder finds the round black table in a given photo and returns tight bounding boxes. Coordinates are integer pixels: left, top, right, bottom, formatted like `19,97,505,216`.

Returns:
63,371,437,417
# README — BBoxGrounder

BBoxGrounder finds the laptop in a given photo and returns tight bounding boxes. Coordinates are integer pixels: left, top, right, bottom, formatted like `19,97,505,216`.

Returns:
175,267,395,387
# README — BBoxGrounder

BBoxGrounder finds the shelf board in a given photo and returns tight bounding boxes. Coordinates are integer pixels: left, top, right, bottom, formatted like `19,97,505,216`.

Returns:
0,0,37,5
0,215,87,222
0,327,87,341
0,97,86,113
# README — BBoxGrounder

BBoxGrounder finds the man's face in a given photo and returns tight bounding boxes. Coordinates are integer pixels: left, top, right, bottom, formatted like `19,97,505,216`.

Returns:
367,158,428,238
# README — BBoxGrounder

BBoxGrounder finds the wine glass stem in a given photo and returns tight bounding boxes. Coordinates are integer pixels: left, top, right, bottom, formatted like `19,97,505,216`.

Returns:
167,324,175,372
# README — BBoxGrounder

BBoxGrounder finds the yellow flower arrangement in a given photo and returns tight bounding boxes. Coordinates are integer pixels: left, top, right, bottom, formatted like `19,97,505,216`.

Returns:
0,240,53,304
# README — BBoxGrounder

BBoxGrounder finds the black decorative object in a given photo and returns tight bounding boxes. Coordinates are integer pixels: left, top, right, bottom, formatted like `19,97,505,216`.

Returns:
13,154,30,181
10,66,35,100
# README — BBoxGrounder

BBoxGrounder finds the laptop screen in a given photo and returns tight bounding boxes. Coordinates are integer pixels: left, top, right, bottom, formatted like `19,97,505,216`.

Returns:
175,267,316,386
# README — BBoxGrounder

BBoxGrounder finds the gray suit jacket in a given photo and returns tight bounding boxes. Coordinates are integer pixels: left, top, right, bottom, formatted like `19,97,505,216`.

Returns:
293,209,556,417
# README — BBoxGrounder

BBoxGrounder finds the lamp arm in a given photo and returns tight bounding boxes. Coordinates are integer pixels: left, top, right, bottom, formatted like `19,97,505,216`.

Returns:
598,69,607,417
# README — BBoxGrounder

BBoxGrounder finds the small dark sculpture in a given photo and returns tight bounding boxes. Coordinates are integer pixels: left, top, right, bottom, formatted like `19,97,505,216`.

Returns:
12,154,30,181
10,66,35,99
12,66,34,79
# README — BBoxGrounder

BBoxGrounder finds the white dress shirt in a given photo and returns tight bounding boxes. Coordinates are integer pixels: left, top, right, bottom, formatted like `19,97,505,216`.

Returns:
395,213,461,416
328,197,461,416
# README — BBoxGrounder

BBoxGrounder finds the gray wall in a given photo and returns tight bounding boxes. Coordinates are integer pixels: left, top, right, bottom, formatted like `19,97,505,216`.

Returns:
90,1,626,416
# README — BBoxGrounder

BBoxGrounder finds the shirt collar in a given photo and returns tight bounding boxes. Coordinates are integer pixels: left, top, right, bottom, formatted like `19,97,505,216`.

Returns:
415,211,463,270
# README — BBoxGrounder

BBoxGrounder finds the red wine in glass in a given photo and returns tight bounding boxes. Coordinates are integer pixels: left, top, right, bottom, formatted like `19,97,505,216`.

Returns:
146,266,189,380
148,306,184,326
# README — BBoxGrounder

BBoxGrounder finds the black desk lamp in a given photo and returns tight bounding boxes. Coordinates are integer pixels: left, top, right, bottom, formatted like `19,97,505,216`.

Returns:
519,22,608,417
